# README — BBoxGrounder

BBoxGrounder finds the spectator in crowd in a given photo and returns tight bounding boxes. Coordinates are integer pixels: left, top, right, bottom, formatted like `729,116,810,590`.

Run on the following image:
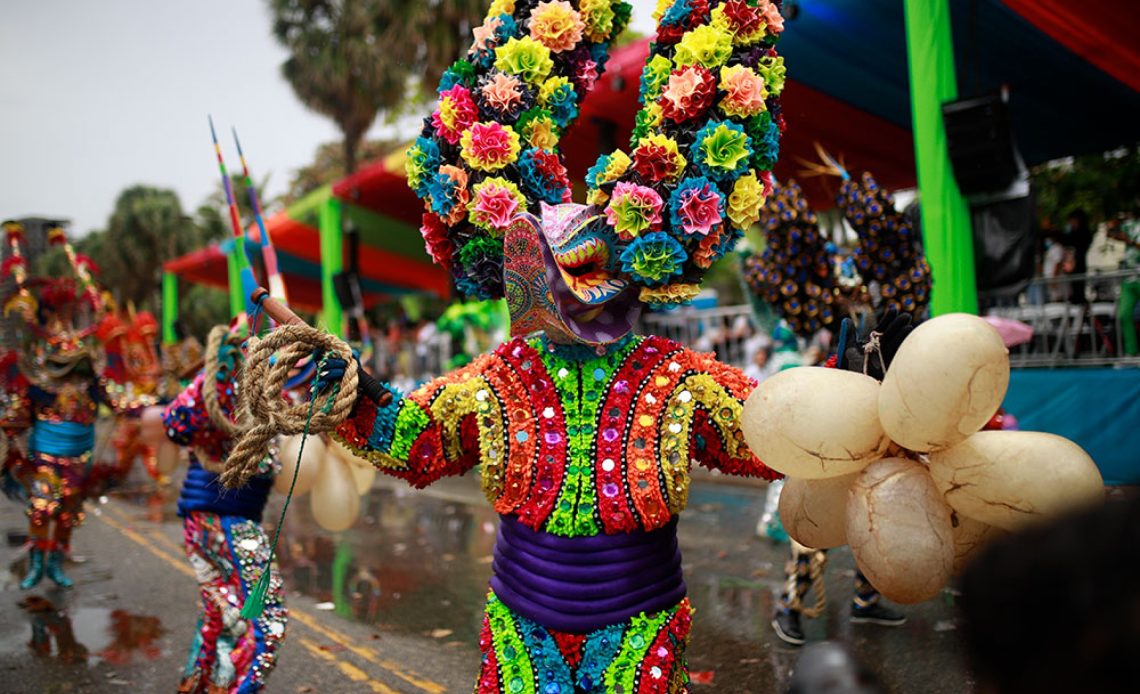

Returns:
1062,208,1094,303
1108,212,1140,355
744,343,775,383
1042,230,1072,302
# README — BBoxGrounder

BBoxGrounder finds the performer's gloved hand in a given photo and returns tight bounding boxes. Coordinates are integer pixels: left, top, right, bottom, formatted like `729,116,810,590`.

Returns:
837,308,914,380
314,352,390,406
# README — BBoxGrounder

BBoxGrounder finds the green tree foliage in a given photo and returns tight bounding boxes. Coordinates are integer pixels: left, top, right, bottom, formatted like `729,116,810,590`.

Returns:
268,0,484,175
1031,145,1140,226
282,139,402,204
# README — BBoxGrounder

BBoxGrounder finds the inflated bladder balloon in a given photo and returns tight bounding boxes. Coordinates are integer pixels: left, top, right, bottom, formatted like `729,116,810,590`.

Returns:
155,440,181,476
309,456,361,532
950,513,1004,576
879,313,1010,452
847,457,954,604
778,473,857,549
329,438,376,495
742,368,889,479
929,431,1104,531
139,406,167,448
274,434,325,496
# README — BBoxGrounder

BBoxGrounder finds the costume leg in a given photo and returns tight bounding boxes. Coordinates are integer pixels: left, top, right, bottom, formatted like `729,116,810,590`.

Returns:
476,591,692,694
21,461,60,589
779,541,826,614
852,571,879,609
850,571,906,626
181,512,227,693
223,516,287,693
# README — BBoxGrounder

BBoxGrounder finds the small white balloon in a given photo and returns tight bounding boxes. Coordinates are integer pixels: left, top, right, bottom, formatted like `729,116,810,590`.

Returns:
847,457,955,604
742,367,889,479
879,313,1010,452
274,434,325,496
778,473,857,549
326,438,375,495
950,513,1004,576
310,456,361,532
929,430,1105,531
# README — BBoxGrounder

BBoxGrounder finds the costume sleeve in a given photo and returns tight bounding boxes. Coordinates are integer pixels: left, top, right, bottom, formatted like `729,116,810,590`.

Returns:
683,349,781,481
0,353,31,434
333,356,494,488
161,373,220,451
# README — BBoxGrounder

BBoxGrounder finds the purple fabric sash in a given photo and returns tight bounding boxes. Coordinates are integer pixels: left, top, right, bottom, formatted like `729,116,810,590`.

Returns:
489,515,686,633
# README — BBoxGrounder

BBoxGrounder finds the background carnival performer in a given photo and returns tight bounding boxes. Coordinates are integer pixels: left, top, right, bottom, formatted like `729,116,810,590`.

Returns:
150,322,287,694
227,1,789,691
0,222,155,589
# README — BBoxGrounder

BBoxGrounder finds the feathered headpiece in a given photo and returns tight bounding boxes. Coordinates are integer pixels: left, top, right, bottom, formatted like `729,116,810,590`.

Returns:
408,0,787,310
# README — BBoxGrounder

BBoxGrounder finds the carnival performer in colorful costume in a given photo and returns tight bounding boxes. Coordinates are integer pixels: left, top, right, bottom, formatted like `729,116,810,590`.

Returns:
0,223,149,589
229,1,788,691
160,324,287,693
743,168,932,645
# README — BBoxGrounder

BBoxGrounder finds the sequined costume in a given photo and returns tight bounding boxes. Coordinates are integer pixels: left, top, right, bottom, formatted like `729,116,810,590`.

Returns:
337,333,777,691
164,366,286,694
98,310,166,482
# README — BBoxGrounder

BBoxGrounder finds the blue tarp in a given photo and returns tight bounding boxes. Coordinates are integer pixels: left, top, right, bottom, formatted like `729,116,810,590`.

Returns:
1004,367,1140,485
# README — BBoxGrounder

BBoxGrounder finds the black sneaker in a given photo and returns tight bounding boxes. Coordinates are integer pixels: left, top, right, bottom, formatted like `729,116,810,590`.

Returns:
771,610,806,645
850,602,907,626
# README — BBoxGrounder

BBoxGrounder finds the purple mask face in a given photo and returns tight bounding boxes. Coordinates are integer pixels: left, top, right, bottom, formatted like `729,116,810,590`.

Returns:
504,211,641,346
538,202,628,306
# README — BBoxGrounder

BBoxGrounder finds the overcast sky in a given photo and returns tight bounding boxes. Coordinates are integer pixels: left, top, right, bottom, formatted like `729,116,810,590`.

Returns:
0,0,657,236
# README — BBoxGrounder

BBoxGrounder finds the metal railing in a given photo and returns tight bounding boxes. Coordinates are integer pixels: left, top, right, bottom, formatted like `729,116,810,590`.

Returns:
640,305,762,369
980,269,1140,368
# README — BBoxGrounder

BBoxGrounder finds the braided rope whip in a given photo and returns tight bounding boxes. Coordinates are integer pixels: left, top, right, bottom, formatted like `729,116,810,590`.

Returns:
221,323,357,489
786,546,829,619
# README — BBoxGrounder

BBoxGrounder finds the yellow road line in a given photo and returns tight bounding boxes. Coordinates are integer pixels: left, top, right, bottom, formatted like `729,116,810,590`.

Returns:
97,501,445,694
299,638,400,694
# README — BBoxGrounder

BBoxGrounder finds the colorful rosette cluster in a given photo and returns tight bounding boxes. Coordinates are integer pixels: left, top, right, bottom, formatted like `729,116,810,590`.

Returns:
409,0,634,300
838,171,932,316
743,179,837,337
586,0,786,308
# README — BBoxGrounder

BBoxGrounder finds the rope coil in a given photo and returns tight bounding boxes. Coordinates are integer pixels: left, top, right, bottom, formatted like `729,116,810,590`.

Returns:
203,325,244,437
221,323,358,488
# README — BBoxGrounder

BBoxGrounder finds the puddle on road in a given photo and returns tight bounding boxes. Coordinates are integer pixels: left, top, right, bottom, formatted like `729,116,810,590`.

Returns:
0,596,168,666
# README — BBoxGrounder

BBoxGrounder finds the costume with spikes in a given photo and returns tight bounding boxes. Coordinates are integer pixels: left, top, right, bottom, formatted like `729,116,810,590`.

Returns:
741,167,933,643
162,324,287,694
293,2,789,690
0,223,150,589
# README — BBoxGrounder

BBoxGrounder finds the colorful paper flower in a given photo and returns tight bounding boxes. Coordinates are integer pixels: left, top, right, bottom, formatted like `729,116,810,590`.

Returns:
639,282,701,306
639,54,674,104
426,165,471,225
476,70,533,121
605,182,664,240
630,102,664,142
405,137,441,197
632,133,686,183
574,56,599,91
580,0,618,43
585,149,631,190
711,0,766,45
494,36,554,85
760,0,785,35
460,121,522,171
420,212,454,270
757,55,787,95
694,225,742,268
518,148,572,204
719,65,767,118
746,112,780,170
488,0,516,16
657,0,711,45
727,172,766,230
619,232,688,285
432,85,479,145
469,14,520,68
516,107,561,150
529,0,585,53
438,59,477,92
673,24,733,69
669,176,724,236
691,119,752,181
456,233,504,300
538,76,578,128
469,177,527,234
658,65,716,123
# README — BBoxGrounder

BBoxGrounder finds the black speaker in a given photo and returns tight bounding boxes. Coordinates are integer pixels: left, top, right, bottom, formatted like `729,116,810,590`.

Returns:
333,271,363,313
942,92,1020,195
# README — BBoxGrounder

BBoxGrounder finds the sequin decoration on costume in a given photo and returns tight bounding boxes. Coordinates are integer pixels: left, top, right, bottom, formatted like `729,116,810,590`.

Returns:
335,334,779,537
743,179,838,337
180,511,287,693
478,591,692,693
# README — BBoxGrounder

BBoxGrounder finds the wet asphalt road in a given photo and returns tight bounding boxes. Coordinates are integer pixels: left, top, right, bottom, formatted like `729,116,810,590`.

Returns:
0,466,973,693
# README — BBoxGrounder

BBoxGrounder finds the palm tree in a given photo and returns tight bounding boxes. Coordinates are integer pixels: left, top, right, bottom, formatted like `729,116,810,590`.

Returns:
268,0,484,174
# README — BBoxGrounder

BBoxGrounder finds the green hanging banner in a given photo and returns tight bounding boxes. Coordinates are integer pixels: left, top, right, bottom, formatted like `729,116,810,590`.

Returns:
161,272,179,345
903,0,978,316
318,198,345,338
226,242,244,321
